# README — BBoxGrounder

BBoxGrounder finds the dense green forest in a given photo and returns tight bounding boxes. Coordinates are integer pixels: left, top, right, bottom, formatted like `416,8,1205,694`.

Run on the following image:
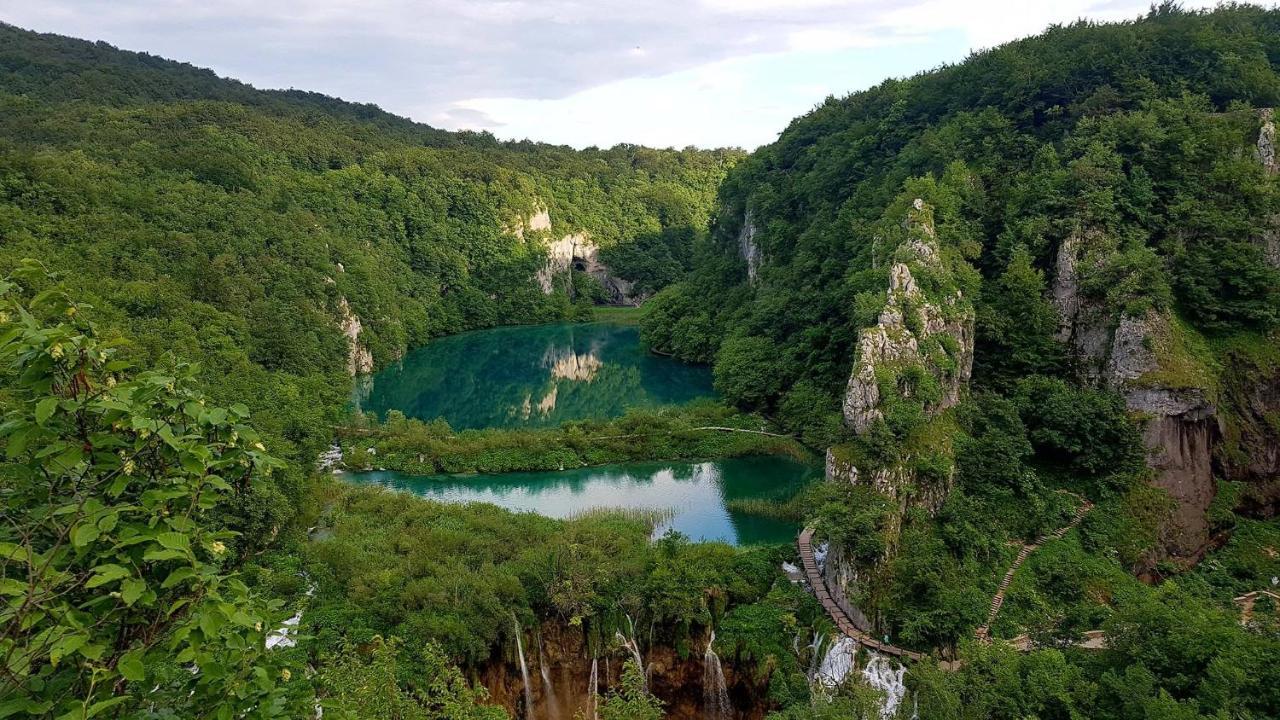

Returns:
0,19,740,549
4,4,1280,720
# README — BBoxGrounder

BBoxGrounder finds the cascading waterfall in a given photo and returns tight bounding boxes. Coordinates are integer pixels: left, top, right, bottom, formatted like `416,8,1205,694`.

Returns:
815,640,909,718
614,615,646,690
815,636,857,688
586,657,599,720
513,615,534,719
702,631,730,720
537,634,562,720
861,653,908,720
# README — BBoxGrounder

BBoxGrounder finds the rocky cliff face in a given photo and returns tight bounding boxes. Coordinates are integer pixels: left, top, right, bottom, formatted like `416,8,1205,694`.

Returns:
337,296,374,376
842,199,974,433
737,211,762,284
1052,228,1221,562
824,199,975,614
515,205,644,306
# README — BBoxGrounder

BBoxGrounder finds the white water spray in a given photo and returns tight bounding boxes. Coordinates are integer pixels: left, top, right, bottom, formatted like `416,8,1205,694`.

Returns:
815,640,909,719
806,632,826,682
614,615,646,690
586,656,599,720
861,653,908,720
703,631,730,720
513,616,534,719
537,634,562,720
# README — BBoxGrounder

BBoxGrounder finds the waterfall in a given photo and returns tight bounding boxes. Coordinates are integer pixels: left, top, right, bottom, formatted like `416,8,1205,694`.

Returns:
806,632,826,681
614,615,646,690
703,631,730,720
586,657,599,720
861,653,908,720
815,641,909,719
513,616,534,719
537,634,562,720
815,637,857,688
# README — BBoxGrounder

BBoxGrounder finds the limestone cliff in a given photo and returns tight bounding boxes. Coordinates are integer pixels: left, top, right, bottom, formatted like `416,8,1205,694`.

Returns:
513,205,643,306
842,199,974,433
737,211,762,284
337,297,374,376
1102,310,1219,561
823,198,975,621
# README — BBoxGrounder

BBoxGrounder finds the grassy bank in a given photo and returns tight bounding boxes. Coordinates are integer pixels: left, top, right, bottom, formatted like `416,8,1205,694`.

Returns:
336,400,811,475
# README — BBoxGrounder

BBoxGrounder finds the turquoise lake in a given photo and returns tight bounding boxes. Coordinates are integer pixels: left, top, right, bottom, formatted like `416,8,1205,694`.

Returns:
343,455,817,545
346,322,815,545
353,322,715,429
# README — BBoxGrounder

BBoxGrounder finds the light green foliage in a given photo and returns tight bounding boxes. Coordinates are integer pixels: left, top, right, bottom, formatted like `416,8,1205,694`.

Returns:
0,266,304,718
317,636,504,720
598,660,663,720
339,401,809,475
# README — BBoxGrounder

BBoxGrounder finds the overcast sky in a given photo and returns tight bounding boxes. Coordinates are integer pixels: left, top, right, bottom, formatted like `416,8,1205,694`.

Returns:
1,0,1223,149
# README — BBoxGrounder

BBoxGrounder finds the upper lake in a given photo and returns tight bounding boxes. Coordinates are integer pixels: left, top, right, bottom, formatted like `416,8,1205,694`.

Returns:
353,322,714,429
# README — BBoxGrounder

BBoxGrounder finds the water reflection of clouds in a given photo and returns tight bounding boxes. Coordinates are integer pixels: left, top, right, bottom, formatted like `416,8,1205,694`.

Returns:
348,456,813,545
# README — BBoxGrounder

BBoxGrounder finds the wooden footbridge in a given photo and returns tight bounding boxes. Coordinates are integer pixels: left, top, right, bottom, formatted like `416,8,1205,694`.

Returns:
797,527,925,662
797,491,1096,663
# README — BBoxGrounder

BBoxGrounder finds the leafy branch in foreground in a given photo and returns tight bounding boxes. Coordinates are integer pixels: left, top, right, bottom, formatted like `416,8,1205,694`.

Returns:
0,262,305,719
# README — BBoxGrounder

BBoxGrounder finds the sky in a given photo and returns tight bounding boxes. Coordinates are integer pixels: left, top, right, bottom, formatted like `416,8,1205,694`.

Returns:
0,0,1223,149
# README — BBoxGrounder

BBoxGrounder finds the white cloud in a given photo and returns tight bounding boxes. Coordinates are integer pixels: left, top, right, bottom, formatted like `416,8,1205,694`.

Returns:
0,0,1238,148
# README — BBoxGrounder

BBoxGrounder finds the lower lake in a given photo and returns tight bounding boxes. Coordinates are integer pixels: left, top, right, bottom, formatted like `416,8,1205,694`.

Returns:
353,322,714,430
342,455,818,545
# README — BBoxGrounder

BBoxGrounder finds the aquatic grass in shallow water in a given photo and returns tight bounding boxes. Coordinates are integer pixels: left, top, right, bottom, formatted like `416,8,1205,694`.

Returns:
566,506,677,530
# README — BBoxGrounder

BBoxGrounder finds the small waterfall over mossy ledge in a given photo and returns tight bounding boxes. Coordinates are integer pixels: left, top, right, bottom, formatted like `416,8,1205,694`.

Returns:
513,615,534,719
815,638,913,719
703,631,730,720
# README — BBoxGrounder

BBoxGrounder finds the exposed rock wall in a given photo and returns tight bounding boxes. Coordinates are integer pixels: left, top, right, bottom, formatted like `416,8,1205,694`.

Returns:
337,297,374,376
842,199,974,432
515,206,644,305
825,199,975,618
737,211,762,284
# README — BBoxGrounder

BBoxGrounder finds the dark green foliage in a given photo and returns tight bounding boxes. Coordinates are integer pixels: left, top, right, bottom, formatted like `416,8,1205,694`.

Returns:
713,336,787,408
1013,376,1145,482
646,5,1280,415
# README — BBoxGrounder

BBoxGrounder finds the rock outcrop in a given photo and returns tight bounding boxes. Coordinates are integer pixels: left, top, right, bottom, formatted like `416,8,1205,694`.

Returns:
737,211,762,284
842,199,975,432
513,205,644,305
823,199,976,620
337,297,374,376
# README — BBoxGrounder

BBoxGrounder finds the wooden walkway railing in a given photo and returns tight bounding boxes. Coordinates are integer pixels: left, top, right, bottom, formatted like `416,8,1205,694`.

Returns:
797,527,925,662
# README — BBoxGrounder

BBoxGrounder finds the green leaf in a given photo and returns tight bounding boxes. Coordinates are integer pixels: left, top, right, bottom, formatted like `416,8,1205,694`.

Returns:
71,523,100,548
85,564,131,588
121,578,146,606
199,611,225,639
157,532,190,550
161,567,195,589
86,697,129,718
117,649,146,682
0,578,26,596
142,548,187,563
0,542,26,562
34,398,58,425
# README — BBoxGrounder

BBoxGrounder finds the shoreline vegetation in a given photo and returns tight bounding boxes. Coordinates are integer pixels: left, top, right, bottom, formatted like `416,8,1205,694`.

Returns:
334,400,813,475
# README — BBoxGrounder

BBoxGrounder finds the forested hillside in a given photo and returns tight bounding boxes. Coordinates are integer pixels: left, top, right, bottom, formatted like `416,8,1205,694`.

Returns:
0,21,739,544
644,4,1280,717
4,5,1280,720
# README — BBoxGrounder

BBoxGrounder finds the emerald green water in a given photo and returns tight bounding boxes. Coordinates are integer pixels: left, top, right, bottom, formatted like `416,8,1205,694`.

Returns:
344,455,816,545
353,322,714,429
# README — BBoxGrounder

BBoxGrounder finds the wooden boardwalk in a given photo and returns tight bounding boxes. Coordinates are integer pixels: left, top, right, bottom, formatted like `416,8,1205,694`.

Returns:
975,492,1093,642
799,491,1098,662
797,527,925,662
